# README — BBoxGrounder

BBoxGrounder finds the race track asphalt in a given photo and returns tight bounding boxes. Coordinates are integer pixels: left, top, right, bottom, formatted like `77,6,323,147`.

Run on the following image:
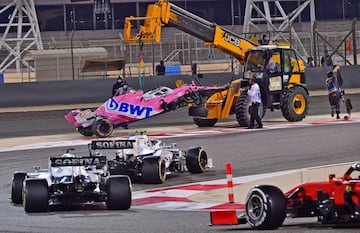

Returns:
0,92,359,233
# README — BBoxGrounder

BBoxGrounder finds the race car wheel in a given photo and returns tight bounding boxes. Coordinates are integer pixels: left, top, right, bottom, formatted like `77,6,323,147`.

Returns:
245,185,286,230
186,147,207,174
281,86,308,122
11,172,26,204
23,179,49,213
92,118,114,138
106,175,132,210
193,118,217,127
141,156,166,184
77,126,94,137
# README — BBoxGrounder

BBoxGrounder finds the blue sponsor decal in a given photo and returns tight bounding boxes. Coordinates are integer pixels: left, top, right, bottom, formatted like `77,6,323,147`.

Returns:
107,98,153,118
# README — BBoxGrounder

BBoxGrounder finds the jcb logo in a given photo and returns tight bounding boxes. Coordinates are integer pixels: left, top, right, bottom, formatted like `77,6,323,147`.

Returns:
137,32,154,39
223,32,240,47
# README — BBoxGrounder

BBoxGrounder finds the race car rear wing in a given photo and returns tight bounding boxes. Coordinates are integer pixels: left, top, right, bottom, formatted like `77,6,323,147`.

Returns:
49,156,107,167
90,140,135,150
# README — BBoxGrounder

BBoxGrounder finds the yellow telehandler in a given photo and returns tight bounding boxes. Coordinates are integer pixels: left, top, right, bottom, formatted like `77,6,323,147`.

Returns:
124,0,308,127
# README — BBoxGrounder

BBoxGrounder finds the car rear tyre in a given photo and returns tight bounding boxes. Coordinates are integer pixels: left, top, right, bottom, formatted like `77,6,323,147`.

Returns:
245,185,286,230
186,147,207,174
142,156,166,184
92,118,114,138
11,172,26,204
77,126,94,137
23,179,48,213
106,175,132,210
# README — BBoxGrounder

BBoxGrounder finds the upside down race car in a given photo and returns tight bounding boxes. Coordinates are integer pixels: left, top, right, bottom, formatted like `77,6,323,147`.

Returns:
65,81,224,138
11,149,132,213
90,131,210,184
210,162,360,230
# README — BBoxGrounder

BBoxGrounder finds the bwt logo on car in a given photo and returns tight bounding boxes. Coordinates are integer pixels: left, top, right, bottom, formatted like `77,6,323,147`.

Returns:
93,140,134,149
107,98,154,118
52,157,101,166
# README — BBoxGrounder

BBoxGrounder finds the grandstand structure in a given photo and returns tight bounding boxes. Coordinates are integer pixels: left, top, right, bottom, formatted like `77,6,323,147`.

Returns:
0,0,359,82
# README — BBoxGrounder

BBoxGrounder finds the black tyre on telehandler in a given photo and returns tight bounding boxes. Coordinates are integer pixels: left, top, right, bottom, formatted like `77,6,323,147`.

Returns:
235,92,265,127
193,118,218,127
281,86,308,122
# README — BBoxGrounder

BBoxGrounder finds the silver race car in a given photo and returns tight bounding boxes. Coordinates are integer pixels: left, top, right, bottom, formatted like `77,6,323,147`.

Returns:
93,131,211,184
11,149,132,213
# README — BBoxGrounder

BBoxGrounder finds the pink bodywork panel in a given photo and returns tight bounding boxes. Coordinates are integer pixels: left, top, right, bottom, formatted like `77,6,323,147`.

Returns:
65,83,224,128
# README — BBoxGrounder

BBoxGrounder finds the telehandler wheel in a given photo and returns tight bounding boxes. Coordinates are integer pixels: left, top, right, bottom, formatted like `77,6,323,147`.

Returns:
92,118,114,138
193,118,217,127
245,185,286,230
77,126,94,137
235,92,265,127
281,86,308,122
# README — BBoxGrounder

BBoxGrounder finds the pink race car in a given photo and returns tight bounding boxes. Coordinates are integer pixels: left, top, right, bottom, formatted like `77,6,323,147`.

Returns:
65,81,224,137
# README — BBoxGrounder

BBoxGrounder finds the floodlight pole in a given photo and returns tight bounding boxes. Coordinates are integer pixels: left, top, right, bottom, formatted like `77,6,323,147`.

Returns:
70,10,75,80
0,0,43,73
71,30,75,80
243,0,315,60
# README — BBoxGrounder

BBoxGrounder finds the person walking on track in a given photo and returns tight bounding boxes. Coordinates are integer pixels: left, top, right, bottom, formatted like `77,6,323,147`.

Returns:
247,78,263,129
326,65,343,119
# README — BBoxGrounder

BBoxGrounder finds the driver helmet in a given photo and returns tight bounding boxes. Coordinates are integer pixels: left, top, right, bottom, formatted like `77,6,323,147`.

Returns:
62,152,75,158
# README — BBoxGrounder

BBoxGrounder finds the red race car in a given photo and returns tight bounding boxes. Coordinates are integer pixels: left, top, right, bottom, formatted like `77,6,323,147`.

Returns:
210,162,360,230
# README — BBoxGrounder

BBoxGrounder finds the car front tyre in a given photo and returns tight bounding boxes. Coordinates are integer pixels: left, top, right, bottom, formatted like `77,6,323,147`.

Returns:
92,118,114,138
245,185,286,230
11,172,27,204
185,147,208,174
77,126,94,137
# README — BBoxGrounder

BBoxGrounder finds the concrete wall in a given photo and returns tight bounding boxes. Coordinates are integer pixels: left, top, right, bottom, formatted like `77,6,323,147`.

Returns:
1,66,359,108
